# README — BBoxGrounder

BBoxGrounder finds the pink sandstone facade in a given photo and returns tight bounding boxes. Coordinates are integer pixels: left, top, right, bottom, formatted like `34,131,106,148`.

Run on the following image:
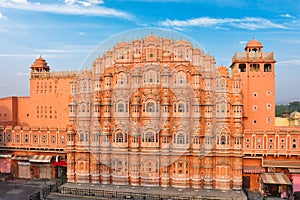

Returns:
0,34,300,196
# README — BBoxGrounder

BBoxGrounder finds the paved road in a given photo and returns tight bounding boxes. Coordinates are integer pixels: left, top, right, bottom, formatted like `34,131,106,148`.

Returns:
0,182,44,200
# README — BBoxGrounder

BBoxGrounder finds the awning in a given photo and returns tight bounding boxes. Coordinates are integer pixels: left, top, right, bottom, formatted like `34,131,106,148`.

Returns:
0,153,13,158
12,156,30,161
289,168,300,174
291,174,300,192
263,160,300,168
261,173,292,185
29,155,52,163
54,160,67,167
18,162,30,166
243,166,265,173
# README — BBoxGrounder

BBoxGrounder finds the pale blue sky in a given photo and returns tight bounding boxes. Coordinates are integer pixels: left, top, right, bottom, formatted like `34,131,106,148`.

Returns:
0,0,300,104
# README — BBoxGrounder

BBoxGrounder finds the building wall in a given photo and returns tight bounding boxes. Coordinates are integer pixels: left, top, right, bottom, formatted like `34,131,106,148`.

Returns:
243,128,300,155
0,34,300,193
26,75,76,128
0,58,73,179
230,40,275,130
0,97,18,126
65,35,243,190
275,117,290,126
242,127,300,191
16,97,31,127
0,125,67,179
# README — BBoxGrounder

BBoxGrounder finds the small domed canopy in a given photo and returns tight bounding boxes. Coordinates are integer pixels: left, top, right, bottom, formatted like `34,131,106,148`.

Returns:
245,38,263,52
217,65,229,76
31,56,50,72
144,34,160,43
131,91,140,105
161,93,170,105
290,111,300,119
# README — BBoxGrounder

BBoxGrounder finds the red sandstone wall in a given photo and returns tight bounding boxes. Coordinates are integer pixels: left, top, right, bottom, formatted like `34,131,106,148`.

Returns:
16,97,31,127
26,77,73,128
240,72,275,129
0,75,72,129
0,97,17,126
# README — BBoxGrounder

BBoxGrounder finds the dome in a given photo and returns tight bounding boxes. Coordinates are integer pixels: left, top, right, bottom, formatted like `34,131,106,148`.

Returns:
31,56,50,70
161,90,170,105
131,91,140,105
67,126,75,134
94,97,101,105
217,66,229,76
290,111,300,119
130,124,140,136
144,34,160,44
102,92,111,105
245,38,263,50
103,122,110,133
160,121,170,136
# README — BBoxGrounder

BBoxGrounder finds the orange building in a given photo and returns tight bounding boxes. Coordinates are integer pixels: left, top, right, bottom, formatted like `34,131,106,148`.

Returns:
0,56,74,179
231,39,300,198
0,34,299,197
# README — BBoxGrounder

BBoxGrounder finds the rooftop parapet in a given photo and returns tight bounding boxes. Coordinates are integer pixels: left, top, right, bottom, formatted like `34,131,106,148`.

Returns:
231,51,274,63
30,70,81,79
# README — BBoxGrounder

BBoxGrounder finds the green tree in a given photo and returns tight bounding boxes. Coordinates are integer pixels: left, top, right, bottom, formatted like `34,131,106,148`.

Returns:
275,101,300,117
288,101,300,112
275,104,289,117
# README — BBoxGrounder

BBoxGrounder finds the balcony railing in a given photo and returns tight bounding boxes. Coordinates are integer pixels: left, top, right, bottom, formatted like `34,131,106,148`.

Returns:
232,52,274,62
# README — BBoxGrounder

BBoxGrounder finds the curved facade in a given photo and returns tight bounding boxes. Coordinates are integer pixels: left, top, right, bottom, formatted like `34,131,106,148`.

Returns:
66,35,243,190
5,34,299,196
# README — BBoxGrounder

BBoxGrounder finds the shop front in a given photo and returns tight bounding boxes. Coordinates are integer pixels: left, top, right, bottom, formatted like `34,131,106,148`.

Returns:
12,155,53,179
243,165,265,190
288,169,300,199
12,156,30,179
29,155,53,179
260,173,292,199
54,160,67,179
0,153,13,173
18,161,30,179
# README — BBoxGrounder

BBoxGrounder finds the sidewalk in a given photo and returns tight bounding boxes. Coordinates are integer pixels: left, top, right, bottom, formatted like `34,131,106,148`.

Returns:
60,182,248,200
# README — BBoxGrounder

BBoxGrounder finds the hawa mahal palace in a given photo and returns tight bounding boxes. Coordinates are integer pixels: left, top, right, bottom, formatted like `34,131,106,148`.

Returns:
0,33,300,196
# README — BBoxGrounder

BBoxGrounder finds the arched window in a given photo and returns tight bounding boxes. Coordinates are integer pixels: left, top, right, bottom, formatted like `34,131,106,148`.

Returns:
217,103,227,117
176,71,187,84
175,133,189,144
144,132,154,142
81,103,86,113
217,132,228,145
217,78,226,90
221,104,226,114
146,101,155,112
85,132,89,142
80,133,84,142
145,70,156,83
177,133,185,144
143,161,155,173
86,103,90,112
115,133,123,143
250,63,260,72
118,103,124,112
117,73,127,85
221,78,226,90
221,135,226,145
81,80,88,92
119,74,125,85
178,103,185,112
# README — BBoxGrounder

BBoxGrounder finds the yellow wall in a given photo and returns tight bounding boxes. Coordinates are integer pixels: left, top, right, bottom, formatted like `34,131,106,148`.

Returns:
275,117,289,126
